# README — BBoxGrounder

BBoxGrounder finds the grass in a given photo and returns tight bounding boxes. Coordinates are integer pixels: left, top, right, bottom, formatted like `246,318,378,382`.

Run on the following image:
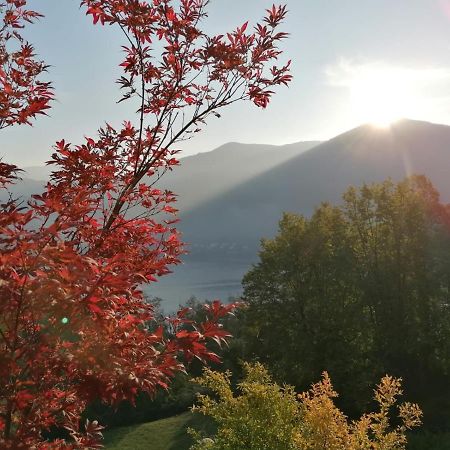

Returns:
104,412,450,450
103,412,213,450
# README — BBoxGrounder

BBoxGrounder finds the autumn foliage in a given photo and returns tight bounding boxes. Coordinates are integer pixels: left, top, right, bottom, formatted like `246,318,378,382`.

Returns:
0,0,291,447
189,363,422,450
0,0,52,129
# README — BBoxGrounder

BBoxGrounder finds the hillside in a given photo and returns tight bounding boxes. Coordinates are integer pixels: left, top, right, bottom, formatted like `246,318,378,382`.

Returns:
15,140,320,217
159,141,321,212
181,119,450,249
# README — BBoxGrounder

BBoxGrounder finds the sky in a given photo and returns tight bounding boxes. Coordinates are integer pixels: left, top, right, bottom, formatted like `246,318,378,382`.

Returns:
2,0,450,166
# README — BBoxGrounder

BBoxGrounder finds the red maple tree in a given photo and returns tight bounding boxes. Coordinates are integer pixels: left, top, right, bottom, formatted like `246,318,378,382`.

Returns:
0,0,52,129
0,0,291,447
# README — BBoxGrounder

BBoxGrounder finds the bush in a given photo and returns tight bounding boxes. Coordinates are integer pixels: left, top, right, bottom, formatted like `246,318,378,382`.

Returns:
189,363,422,450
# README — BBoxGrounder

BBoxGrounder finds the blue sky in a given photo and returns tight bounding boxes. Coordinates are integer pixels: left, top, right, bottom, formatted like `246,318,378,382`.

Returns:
2,0,450,166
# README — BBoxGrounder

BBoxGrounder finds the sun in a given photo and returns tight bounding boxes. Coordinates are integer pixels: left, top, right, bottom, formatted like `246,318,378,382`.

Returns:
328,61,449,129
349,68,414,127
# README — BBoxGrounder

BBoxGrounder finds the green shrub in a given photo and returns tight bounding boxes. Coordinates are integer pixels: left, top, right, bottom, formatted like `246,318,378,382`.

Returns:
189,363,422,450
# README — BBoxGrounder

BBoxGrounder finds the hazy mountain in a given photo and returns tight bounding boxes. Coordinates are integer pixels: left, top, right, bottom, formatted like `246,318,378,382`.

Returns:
180,119,450,253
21,165,52,181
9,140,321,240
158,141,321,212
19,141,321,211
2,177,45,199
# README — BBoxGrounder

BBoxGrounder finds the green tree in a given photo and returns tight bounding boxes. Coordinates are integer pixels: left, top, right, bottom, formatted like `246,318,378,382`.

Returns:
239,176,450,427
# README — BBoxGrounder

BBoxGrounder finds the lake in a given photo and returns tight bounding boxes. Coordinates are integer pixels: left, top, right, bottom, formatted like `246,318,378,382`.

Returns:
144,256,255,312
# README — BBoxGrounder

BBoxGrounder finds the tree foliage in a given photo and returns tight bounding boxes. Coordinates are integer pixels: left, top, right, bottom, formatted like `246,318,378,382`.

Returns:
239,176,450,427
0,1,291,447
0,0,52,129
189,363,422,450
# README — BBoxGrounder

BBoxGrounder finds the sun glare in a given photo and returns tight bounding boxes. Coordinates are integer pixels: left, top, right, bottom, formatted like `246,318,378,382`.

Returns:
326,62,449,129
349,68,413,127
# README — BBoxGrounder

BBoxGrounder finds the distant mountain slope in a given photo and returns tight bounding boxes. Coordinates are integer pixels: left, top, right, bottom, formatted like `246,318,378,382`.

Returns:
158,141,321,212
21,165,52,181
180,120,450,252
20,140,321,212
2,177,45,199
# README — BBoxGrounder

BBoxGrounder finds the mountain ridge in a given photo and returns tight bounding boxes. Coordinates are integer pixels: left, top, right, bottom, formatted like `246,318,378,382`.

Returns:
20,140,322,182
180,119,450,247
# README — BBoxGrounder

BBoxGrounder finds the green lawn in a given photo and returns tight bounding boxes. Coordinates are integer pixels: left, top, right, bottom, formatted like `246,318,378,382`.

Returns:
104,412,450,450
103,412,213,450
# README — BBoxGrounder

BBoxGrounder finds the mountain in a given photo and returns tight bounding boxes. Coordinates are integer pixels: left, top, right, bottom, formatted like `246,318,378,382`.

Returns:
19,141,321,211
180,119,450,251
21,165,52,181
158,141,321,212
2,177,45,199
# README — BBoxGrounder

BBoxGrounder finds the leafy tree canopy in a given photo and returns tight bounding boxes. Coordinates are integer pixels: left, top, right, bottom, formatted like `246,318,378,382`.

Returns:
239,176,450,428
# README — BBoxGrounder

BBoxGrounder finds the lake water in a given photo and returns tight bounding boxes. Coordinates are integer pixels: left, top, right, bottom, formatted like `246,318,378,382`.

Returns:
144,257,254,312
